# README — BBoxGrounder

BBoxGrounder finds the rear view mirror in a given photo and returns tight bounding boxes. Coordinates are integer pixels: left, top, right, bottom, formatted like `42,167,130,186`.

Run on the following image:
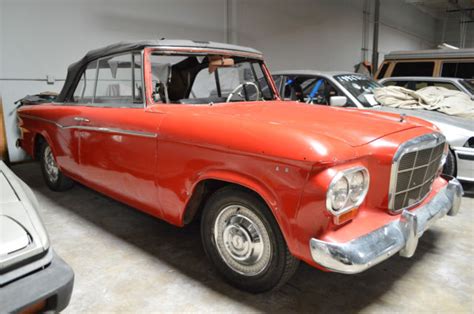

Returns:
208,56,234,73
330,96,347,107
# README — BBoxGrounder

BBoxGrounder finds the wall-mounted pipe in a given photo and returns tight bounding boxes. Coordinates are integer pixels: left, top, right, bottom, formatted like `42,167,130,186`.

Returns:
361,0,370,62
371,0,380,75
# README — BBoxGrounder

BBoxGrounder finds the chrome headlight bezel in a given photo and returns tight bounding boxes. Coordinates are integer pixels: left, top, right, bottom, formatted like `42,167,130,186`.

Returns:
326,166,370,217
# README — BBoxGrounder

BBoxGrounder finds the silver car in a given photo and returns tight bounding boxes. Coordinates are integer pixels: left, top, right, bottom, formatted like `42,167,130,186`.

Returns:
378,76,474,100
0,161,74,312
272,70,474,182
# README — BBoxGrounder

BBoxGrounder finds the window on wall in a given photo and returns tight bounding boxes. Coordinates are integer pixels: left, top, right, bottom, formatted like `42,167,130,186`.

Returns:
73,52,143,107
441,62,474,79
391,62,435,77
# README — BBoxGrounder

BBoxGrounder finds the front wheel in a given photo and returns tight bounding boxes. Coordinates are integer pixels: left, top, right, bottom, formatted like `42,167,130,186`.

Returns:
201,187,299,293
40,141,74,191
442,149,456,177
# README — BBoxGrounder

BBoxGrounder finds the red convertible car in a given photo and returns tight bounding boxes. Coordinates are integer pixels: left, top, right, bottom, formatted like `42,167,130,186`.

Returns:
17,40,463,292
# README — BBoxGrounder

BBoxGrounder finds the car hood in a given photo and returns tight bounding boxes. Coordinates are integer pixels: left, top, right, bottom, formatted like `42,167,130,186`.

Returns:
374,106,473,131
0,161,49,282
206,100,429,147
373,106,474,146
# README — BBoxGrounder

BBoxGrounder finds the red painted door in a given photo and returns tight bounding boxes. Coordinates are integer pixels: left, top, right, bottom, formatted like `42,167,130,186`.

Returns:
76,106,163,214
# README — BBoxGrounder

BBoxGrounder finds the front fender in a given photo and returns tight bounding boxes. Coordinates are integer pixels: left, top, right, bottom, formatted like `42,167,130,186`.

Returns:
181,168,302,256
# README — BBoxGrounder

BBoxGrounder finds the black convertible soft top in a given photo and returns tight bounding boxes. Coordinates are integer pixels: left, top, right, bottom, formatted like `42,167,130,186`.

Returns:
56,39,263,102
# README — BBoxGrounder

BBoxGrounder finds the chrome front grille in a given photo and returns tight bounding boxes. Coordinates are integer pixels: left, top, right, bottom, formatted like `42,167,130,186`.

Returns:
389,133,446,213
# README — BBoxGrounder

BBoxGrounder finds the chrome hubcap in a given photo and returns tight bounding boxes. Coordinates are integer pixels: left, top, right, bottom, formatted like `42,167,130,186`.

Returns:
44,146,59,182
214,205,271,276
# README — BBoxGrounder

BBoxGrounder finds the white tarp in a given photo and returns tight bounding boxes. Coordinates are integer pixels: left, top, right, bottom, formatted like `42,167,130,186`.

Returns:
374,86,474,120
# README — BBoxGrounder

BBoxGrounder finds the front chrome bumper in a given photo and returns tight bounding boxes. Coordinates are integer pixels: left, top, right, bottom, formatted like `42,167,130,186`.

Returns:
309,177,463,274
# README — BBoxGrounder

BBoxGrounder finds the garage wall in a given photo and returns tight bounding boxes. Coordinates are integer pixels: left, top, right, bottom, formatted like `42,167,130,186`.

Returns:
0,0,227,161
1,0,439,162
234,0,438,71
437,15,474,48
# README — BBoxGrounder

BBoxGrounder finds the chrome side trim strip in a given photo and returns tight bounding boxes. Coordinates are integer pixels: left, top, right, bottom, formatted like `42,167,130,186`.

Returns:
63,125,158,138
19,114,158,138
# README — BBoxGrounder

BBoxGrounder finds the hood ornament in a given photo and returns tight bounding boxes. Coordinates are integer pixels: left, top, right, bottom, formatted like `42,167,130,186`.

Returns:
399,113,406,123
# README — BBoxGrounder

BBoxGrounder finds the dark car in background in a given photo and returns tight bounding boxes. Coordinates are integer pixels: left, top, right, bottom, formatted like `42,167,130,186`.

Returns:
375,48,474,79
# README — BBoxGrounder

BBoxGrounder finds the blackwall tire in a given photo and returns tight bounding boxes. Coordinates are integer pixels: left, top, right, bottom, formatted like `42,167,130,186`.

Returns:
40,141,74,191
201,186,299,293
442,149,456,177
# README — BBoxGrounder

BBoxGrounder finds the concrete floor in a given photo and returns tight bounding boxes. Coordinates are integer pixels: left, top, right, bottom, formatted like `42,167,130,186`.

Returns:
11,162,474,313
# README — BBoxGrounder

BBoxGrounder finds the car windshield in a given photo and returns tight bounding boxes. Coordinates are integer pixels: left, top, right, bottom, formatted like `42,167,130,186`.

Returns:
334,74,383,107
460,79,474,95
149,53,274,104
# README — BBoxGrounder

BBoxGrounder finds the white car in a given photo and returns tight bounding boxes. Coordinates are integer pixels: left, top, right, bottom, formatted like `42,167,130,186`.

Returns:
0,161,74,313
272,70,474,182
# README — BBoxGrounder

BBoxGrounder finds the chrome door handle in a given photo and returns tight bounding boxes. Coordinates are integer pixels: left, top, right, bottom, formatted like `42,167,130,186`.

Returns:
74,117,90,123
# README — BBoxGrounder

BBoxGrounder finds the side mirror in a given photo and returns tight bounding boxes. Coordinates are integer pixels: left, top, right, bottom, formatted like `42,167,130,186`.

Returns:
330,96,347,107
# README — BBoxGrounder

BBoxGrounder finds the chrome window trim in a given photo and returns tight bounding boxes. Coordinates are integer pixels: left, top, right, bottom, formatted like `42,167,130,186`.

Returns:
18,114,158,138
150,46,264,60
141,49,147,108
388,132,446,214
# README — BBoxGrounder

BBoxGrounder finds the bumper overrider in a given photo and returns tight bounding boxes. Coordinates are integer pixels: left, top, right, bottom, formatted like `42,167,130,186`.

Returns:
310,176,463,274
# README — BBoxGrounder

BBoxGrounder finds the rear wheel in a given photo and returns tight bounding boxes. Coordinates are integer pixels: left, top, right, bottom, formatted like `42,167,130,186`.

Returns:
201,187,299,293
40,141,74,191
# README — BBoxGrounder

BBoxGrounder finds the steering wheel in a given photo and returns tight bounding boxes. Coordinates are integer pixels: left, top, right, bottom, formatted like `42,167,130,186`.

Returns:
226,82,260,102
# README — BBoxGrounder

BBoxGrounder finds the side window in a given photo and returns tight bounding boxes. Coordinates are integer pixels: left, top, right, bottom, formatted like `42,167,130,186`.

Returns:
376,62,389,79
251,63,273,100
441,62,474,79
95,53,142,106
132,54,143,104
427,82,458,90
381,80,398,87
73,60,98,103
392,62,435,77
272,75,283,96
282,76,299,99
303,78,342,105
282,77,315,101
303,78,327,104
414,82,428,90
72,53,142,107
149,54,188,103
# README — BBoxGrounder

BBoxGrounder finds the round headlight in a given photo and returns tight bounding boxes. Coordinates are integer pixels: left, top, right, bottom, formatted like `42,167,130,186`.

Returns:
330,176,349,211
349,171,365,202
